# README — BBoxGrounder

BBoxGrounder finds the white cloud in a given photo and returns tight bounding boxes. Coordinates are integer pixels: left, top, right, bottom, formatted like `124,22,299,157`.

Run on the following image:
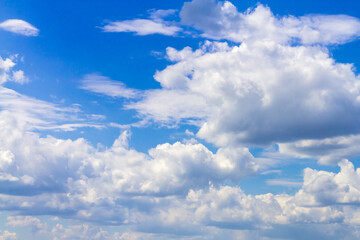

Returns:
3,1,360,239
294,159,360,206
80,74,140,99
278,134,360,165
0,19,39,37
1,103,360,238
51,224,110,240
1,99,360,238
149,9,178,20
6,216,47,234
102,19,181,36
0,59,105,132
125,39,360,147
0,230,16,240
11,70,28,84
0,57,16,84
0,112,258,198
126,89,209,126
180,0,360,45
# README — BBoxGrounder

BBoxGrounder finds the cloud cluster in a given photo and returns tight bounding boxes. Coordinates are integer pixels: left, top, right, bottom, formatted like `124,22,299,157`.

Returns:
3,73,360,238
99,1,360,156
98,2,360,153
1,92,360,239
3,0,360,239
0,110,258,198
5,158,360,239
0,57,29,85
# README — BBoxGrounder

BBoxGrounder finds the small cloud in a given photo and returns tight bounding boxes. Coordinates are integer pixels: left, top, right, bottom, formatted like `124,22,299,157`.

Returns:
266,179,302,187
150,50,165,59
260,169,282,175
12,70,29,84
80,74,141,99
185,129,195,136
149,9,178,20
102,19,181,36
0,19,39,36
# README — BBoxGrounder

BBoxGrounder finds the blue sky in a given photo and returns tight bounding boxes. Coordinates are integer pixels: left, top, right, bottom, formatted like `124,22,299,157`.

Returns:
1,0,360,239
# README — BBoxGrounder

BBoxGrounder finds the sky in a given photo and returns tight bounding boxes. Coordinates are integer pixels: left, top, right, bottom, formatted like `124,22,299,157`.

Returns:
1,0,360,239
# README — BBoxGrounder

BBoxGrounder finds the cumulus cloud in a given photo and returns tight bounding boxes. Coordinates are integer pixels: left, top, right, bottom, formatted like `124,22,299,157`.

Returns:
98,1,360,160
180,0,360,44
1,103,360,238
1,100,360,239
0,57,29,85
3,1,360,239
126,39,360,147
294,159,360,206
0,19,39,36
0,57,16,84
0,110,258,198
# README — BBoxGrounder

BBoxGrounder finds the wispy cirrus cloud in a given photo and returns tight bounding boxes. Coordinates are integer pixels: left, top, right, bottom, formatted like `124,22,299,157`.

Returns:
102,9,181,36
0,19,39,36
266,179,302,187
80,74,141,99
102,19,181,36
0,57,104,132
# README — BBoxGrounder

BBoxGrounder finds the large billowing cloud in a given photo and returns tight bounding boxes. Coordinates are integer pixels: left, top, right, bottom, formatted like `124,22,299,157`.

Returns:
127,39,360,148
119,1,360,151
